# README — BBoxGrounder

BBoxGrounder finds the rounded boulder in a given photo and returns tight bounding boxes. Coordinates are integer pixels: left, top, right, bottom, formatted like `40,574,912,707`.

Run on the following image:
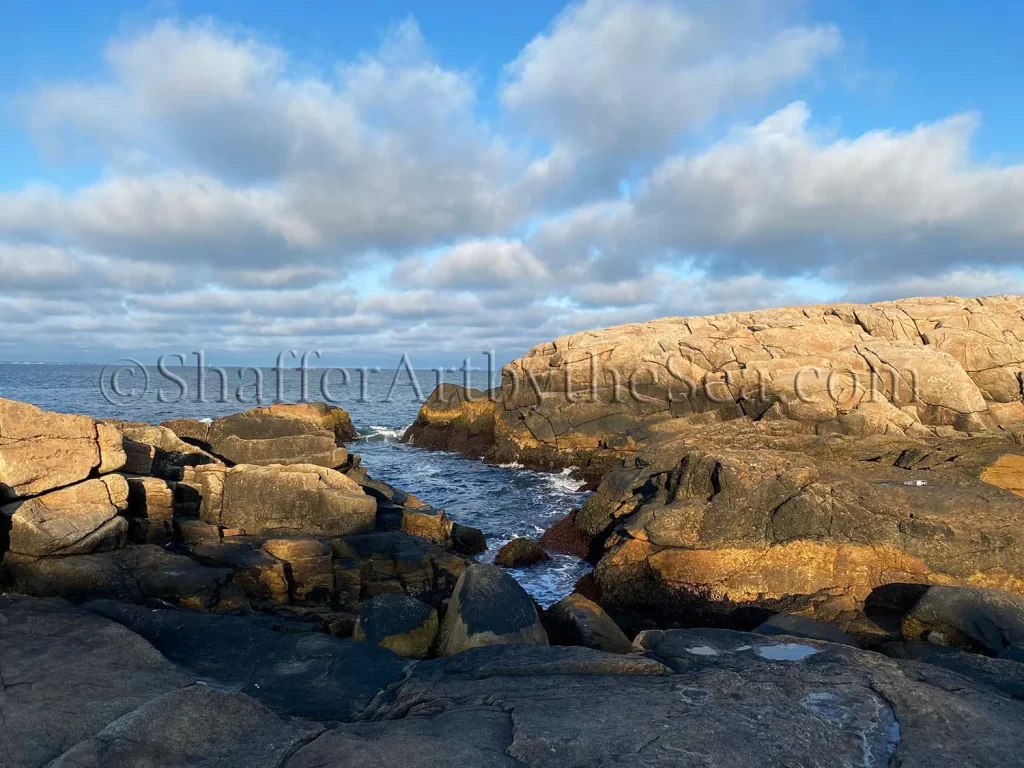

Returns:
494,538,550,568
438,564,548,656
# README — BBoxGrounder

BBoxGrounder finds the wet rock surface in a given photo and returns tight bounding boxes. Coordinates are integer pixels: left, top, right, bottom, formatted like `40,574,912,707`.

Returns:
494,537,550,568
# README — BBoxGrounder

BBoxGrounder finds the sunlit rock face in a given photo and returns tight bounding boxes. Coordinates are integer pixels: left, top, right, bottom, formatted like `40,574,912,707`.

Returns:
407,296,1024,478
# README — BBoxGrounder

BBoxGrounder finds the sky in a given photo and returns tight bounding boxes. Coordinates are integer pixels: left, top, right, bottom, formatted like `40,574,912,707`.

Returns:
2,0,1024,366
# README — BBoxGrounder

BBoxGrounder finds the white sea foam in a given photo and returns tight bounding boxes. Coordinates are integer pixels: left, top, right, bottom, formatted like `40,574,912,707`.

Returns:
358,424,410,442
497,461,525,469
543,467,585,494
199,417,213,424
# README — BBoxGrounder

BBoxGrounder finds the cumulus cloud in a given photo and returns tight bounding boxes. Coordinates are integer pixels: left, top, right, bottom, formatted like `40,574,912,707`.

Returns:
12,18,515,269
504,0,839,154
392,240,549,291
525,102,1024,286
2,2,1023,364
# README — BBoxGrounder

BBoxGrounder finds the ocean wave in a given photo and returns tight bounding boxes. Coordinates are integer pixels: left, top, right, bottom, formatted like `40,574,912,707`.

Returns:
199,417,213,425
358,424,410,442
543,467,585,494
497,461,525,469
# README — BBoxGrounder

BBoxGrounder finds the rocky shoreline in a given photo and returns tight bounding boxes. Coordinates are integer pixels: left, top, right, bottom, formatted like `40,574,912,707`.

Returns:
3,294,1024,765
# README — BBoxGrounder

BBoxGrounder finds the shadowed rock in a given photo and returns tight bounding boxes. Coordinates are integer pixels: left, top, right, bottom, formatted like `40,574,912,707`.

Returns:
353,593,439,659
84,600,410,721
438,563,548,656
901,586,1024,657
755,614,858,647
543,593,632,654
49,686,323,768
0,596,193,767
879,640,1024,700
332,531,470,610
6,597,1024,766
2,545,242,611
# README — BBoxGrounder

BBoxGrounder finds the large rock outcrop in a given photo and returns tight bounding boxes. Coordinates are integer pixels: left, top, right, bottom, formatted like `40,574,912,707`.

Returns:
575,418,1024,633
406,296,1024,477
0,396,483,643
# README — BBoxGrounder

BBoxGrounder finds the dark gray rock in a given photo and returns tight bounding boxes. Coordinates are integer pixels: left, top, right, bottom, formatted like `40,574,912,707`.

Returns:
755,613,858,646
84,601,410,721
543,593,632,654
84,600,286,689
353,594,439,659
359,634,1024,767
242,633,410,721
0,596,193,767
438,563,548,656
49,686,322,768
879,640,1024,700
287,709,520,768
902,586,1024,657
449,522,487,555
7,597,1024,767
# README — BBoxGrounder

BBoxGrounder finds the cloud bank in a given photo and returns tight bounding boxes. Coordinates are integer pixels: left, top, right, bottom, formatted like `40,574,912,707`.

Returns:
2,0,1023,363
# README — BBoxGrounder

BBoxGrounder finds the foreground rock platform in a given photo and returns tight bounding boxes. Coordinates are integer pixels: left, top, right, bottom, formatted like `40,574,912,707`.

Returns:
4,595,1024,767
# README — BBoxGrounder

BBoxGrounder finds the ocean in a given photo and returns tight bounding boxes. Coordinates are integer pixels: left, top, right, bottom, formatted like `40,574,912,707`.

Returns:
0,363,591,606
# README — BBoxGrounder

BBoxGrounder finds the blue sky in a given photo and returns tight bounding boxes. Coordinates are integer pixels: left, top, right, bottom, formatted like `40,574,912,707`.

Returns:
2,0,1023,365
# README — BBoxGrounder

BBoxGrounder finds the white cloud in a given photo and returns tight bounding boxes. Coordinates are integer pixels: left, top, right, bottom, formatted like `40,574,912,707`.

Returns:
393,240,550,290
503,0,840,161
3,4,1024,364
12,18,516,269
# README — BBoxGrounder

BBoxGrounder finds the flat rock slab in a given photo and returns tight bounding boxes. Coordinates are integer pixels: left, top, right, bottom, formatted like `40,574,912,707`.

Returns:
357,636,1024,767
0,596,193,767
49,686,322,768
85,601,410,721
288,709,520,768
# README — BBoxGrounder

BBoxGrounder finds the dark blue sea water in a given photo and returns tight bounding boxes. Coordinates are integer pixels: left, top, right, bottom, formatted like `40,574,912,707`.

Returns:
0,363,591,606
